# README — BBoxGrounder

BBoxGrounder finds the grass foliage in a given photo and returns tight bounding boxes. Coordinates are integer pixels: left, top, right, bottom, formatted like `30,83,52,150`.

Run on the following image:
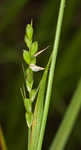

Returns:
0,0,81,150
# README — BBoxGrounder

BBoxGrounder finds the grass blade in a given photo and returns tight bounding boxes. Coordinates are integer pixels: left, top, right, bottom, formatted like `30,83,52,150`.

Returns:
30,55,51,150
37,0,66,150
49,79,81,150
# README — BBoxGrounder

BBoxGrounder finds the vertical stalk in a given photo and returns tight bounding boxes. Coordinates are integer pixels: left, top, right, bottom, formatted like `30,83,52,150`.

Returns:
37,0,66,150
28,128,31,150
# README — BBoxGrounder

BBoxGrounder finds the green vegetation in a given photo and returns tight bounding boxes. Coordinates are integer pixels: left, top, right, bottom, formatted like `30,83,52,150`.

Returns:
0,0,81,150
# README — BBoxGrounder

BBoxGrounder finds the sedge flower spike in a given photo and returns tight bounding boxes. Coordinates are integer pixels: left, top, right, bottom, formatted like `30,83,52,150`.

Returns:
21,23,49,128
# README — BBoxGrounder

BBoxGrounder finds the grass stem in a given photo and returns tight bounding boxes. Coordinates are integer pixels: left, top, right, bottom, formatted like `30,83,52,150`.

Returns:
37,0,66,150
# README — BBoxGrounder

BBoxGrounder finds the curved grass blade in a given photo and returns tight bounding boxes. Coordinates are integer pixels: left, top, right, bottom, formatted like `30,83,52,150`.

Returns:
37,0,66,150
29,55,51,150
49,79,81,150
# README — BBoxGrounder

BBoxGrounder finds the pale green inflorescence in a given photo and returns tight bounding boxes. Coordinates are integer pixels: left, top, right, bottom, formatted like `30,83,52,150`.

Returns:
21,23,44,128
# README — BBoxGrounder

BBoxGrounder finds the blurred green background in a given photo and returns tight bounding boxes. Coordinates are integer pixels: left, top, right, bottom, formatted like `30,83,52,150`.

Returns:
0,0,81,150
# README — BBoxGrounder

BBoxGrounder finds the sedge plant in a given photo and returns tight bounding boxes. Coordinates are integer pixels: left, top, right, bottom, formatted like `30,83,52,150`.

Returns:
1,0,81,150
21,0,81,150
20,21,51,150
21,0,66,149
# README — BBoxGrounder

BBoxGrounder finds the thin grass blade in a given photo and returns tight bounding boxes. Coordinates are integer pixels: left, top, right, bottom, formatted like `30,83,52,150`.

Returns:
37,0,66,150
49,79,81,150
29,55,51,150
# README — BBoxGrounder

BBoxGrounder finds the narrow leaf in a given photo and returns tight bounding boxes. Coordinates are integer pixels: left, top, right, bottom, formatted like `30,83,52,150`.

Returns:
30,55,51,150
49,79,81,150
37,0,66,149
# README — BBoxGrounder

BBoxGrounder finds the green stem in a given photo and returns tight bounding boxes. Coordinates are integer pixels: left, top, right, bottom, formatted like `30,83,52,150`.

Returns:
37,0,66,150
28,128,31,150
